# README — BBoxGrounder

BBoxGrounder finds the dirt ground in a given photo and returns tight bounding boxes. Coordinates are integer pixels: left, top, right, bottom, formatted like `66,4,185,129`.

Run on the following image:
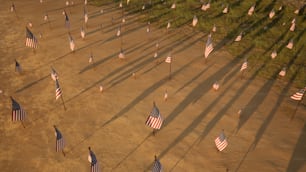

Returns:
0,0,305,172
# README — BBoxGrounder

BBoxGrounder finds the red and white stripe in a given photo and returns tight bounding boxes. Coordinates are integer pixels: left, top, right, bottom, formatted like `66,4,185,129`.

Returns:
215,137,228,151
12,109,26,121
290,88,305,101
56,137,65,152
145,116,163,130
165,56,172,63
25,38,38,49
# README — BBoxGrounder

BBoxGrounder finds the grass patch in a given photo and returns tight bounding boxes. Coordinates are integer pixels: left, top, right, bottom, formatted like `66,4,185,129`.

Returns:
90,0,305,88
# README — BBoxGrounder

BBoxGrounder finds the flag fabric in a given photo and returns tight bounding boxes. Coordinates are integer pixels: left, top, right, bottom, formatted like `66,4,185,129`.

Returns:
147,22,150,33
165,56,172,63
44,13,49,22
11,97,26,121
192,15,198,27
63,11,70,28
222,5,229,14
201,2,210,11
145,102,163,130
171,3,176,9
25,27,38,49
81,27,85,39
51,67,58,81
278,6,283,11
164,90,168,101
54,126,65,152
10,3,15,12
212,24,216,32
118,49,125,59
215,130,228,151
240,60,248,72
212,81,220,91
167,22,171,30
55,79,62,100
248,4,255,16
152,156,163,172
204,34,214,58
69,34,75,51
286,39,294,49
235,32,242,42
116,26,121,36
15,60,22,74
84,7,88,24
89,53,94,63
271,50,277,59
88,147,100,172
290,88,305,101
279,67,286,77
269,9,275,19
290,22,295,32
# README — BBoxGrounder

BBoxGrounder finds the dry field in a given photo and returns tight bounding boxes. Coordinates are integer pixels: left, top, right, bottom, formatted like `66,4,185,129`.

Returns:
0,0,305,171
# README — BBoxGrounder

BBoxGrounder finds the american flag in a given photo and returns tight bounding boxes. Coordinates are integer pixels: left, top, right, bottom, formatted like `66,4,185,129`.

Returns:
271,50,277,59
54,126,65,152
235,32,242,42
167,22,171,30
240,60,248,72
152,156,163,172
69,34,75,51
145,102,163,130
88,147,100,172
215,130,228,151
192,15,198,27
171,3,176,9
10,3,15,12
286,39,294,49
201,2,211,11
279,67,286,77
290,22,296,32
25,27,38,49
55,79,62,100
290,88,306,101
51,67,58,81
204,34,214,58
84,7,88,24
11,97,26,121
147,22,150,33
15,59,22,73
248,4,255,16
116,26,121,36
222,5,229,14
64,11,70,28
269,9,275,19
81,27,86,39
165,56,172,63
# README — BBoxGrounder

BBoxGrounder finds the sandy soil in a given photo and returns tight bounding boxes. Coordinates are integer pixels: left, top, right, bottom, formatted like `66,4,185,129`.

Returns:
0,0,305,172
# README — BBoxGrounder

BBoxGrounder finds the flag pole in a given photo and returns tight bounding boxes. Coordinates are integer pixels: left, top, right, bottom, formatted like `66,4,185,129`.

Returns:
60,95,67,111
169,61,172,80
241,70,245,80
290,95,304,120
62,150,66,157
21,121,26,128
